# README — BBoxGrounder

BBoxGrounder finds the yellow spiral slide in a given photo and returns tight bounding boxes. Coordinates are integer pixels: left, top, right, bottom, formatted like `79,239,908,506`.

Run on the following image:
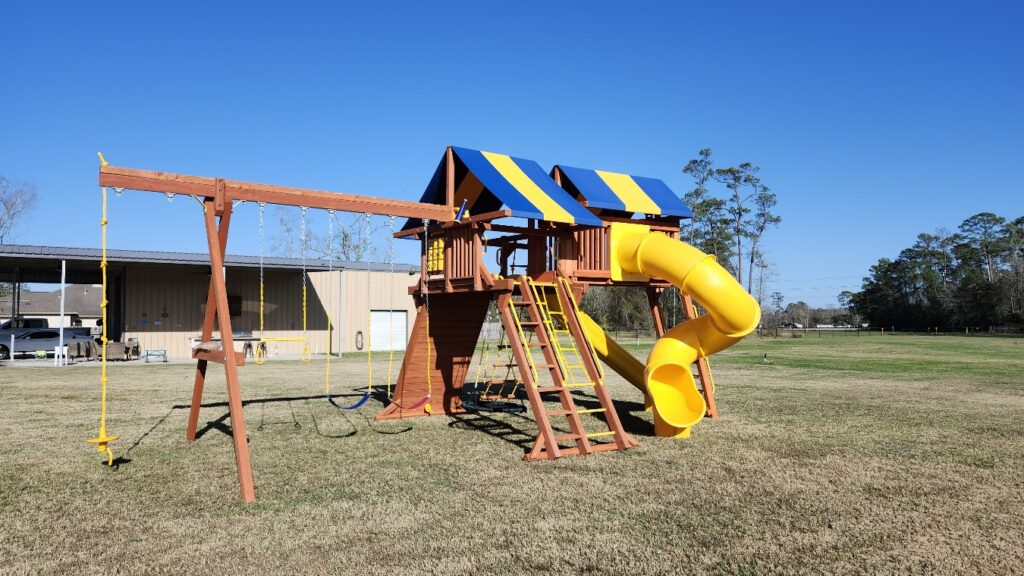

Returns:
579,226,761,438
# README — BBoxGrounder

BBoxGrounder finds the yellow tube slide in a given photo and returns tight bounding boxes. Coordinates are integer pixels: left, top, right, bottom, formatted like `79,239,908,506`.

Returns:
578,311,647,395
617,231,761,433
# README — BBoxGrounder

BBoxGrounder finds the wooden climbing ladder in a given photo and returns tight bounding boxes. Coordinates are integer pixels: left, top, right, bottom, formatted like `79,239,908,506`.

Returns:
497,274,636,461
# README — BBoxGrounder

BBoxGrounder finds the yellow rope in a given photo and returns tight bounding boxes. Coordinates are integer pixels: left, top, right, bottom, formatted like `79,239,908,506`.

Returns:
87,152,119,465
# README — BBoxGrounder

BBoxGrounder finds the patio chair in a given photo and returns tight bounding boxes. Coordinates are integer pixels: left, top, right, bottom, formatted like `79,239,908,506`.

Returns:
107,341,127,361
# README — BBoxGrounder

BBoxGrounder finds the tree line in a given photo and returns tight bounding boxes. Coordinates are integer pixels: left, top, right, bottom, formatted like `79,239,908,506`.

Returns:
0,176,38,298
582,148,781,331
849,213,1024,331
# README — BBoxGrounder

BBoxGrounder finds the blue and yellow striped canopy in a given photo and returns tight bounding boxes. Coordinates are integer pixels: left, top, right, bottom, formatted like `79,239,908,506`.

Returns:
555,165,693,218
406,147,603,229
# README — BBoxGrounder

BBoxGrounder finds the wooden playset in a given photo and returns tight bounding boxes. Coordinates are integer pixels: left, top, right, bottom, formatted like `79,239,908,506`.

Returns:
88,146,760,502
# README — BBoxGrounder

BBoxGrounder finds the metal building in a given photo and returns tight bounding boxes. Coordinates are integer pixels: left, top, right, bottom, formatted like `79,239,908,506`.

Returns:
0,244,418,359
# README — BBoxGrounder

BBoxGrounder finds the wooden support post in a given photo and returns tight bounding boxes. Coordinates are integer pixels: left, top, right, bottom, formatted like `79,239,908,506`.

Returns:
444,146,455,209
647,286,666,338
195,199,256,503
186,202,233,442
472,225,483,291
682,293,719,419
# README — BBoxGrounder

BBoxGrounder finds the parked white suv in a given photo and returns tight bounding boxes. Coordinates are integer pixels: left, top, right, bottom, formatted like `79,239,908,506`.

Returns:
0,329,94,360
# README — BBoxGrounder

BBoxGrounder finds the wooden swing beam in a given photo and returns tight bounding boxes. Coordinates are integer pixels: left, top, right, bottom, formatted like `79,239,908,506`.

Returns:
99,164,453,503
99,165,453,221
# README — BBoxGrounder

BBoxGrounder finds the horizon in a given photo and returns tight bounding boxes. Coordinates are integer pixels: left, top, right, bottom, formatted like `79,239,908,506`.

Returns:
2,1,1021,307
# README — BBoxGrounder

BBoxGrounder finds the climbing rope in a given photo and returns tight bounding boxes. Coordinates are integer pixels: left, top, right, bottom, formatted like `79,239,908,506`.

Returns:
87,152,119,466
460,297,526,414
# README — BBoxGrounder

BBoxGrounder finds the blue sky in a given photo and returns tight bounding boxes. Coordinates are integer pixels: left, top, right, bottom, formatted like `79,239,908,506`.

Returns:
2,1,1021,306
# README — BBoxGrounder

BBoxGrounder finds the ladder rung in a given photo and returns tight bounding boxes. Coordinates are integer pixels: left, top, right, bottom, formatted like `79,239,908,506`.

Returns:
566,382,596,388
535,386,565,393
552,430,614,441
578,408,606,414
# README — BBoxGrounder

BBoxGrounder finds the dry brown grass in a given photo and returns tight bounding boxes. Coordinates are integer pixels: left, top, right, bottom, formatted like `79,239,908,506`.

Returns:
1,335,1022,575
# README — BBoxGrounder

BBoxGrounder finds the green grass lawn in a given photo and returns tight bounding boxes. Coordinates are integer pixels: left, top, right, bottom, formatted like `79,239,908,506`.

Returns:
1,334,1021,575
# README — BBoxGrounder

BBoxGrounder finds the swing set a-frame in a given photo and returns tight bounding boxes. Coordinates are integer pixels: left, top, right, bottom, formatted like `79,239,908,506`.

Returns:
92,146,760,503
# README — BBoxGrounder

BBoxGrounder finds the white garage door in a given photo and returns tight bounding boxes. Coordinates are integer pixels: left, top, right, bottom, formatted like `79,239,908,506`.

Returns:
369,310,407,351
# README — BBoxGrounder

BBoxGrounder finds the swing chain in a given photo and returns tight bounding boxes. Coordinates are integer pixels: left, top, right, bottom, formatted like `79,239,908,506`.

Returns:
258,203,266,287
300,207,311,361
365,213,373,390
324,209,336,396
300,206,308,295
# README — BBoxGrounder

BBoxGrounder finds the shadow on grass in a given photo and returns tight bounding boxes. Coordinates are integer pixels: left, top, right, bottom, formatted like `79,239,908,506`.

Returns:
305,400,357,439
170,389,416,441
448,410,536,452
103,407,177,470
446,388,658,455
568,392,655,437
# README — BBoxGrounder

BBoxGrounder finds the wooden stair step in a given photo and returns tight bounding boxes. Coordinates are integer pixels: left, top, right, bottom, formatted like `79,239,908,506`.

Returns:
529,442,626,460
